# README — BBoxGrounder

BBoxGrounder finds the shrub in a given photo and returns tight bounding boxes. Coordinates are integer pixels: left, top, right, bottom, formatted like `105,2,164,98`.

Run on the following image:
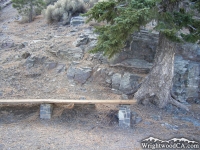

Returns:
43,0,102,25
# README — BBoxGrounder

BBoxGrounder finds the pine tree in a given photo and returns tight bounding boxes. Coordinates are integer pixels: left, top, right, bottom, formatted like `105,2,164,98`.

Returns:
12,0,45,22
84,0,200,111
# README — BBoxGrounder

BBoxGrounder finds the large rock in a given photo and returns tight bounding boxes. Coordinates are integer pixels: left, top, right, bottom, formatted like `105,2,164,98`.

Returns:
119,73,141,95
110,58,153,74
1,39,14,49
173,55,200,103
67,65,92,84
56,47,83,60
111,73,122,90
74,34,89,47
24,55,46,68
70,16,85,26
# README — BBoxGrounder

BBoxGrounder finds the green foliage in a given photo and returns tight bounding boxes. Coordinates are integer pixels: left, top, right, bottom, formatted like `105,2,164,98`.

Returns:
84,0,158,58
84,0,200,58
12,0,45,22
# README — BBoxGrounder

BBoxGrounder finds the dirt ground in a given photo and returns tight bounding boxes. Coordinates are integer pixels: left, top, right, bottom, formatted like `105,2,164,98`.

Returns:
0,3,200,150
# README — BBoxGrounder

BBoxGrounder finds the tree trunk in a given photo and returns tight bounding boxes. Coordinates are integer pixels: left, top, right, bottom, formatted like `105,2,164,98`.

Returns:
134,33,189,111
29,0,33,22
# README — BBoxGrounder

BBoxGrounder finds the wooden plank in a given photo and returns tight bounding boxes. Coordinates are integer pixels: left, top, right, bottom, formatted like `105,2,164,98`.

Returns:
0,99,137,105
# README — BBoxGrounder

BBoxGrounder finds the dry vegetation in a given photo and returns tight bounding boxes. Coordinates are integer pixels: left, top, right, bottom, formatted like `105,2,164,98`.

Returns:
43,0,99,24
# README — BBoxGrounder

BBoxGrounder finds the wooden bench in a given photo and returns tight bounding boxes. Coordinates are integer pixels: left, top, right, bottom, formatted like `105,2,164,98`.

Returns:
0,99,137,128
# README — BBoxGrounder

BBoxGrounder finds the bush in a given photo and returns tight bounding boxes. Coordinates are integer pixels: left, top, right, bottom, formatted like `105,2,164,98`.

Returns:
43,0,102,25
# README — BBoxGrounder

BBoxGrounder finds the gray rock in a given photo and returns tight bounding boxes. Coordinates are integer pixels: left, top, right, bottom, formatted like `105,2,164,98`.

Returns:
67,66,92,84
56,64,65,73
91,52,108,63
21,52,31,59
177,43,200,61
1,39,14,49
131,111,142,124
57,47,83,60
70,16,85,26
25,55,46,68
74,67,92,84
173,55,200,103
66,66,76,80
85,40,97,52
25,72,41,78
161,123,179,130
119,72,141,95
45,62,57,70
135,116,142,124
144,121,152,125
151,115,162,121
74,34,89,47
23,42,28,46
105,78,111,84
18,43,25,49
110,58,153,74
111,73,122,89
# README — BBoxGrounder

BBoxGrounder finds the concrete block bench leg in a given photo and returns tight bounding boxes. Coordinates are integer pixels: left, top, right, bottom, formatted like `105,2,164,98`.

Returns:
118,105,131,128
40,104,53,119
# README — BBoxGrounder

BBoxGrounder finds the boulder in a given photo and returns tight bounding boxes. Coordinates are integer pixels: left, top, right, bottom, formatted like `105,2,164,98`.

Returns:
24,55,46,68
57,47,83,60
110,58,153,74
56,64,66,73
45,62,57,70
74,34,89,47
70,16,85,26
1,39,14,49
67,65,92,84
111,73,122,90
119,72,141,95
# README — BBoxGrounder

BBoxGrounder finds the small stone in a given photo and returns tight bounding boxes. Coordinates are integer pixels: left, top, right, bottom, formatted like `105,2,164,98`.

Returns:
67,66,92,84
56,64,65,73
135,116,142,124
22,52,31,59
151,115,162,121
70,16,85,26
74,34,89,47
18,43,25,49
45,62,57,70
161,123,179,130
144,121,152,125
111,73,122,90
